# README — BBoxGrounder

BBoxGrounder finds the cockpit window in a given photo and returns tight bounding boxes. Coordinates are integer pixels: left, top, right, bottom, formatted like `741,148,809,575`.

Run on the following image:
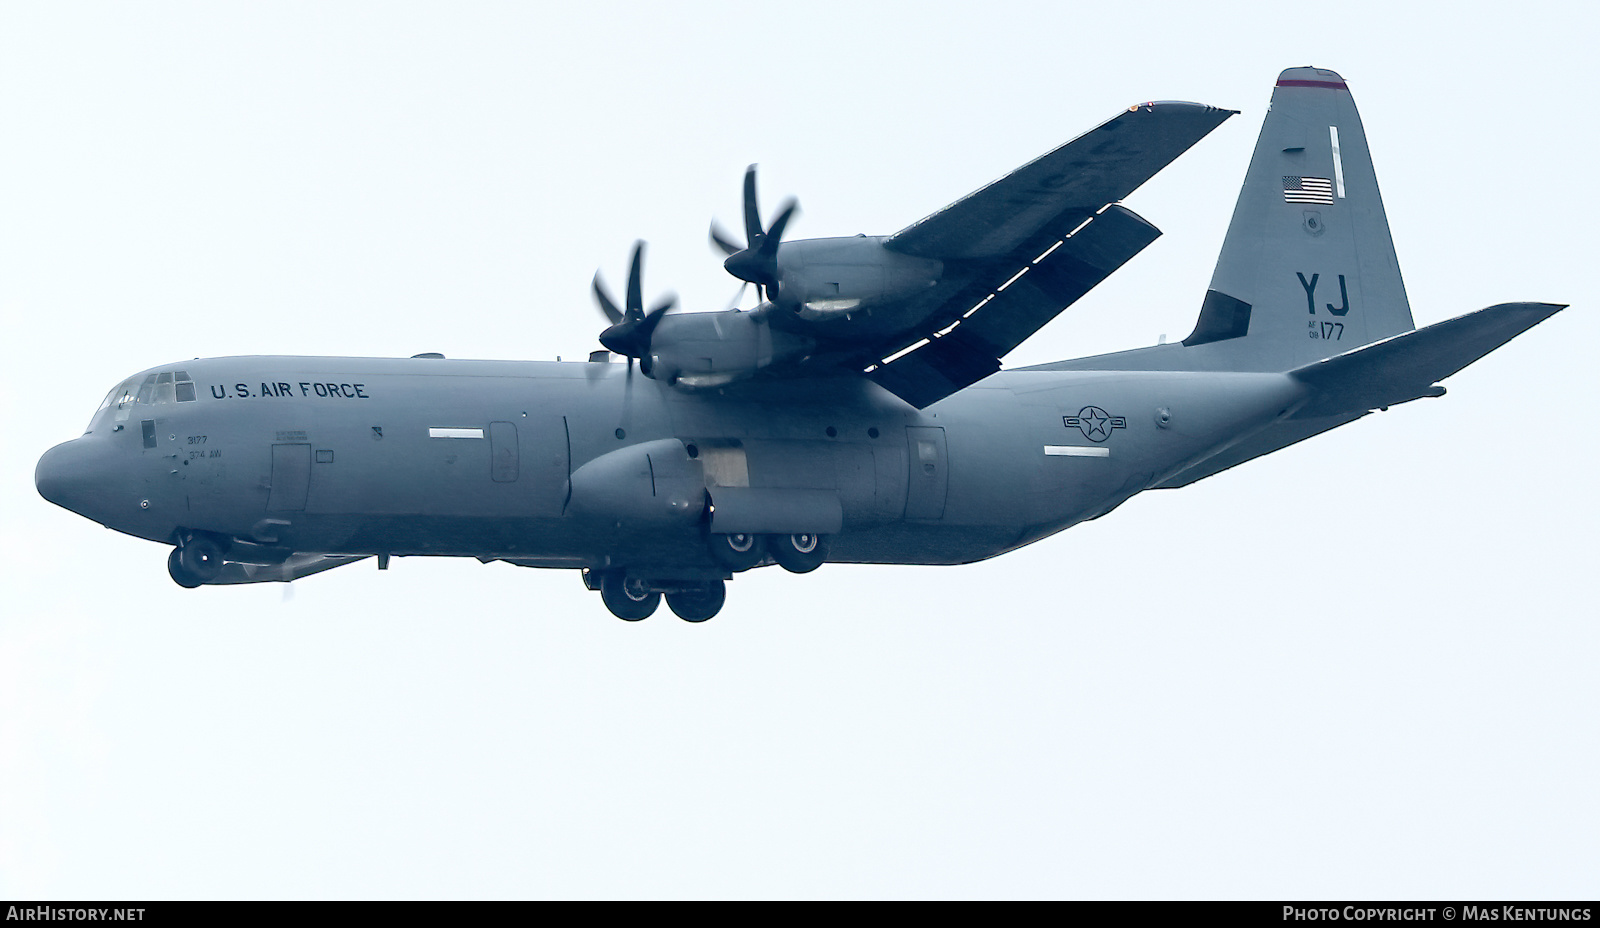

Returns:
88,370,197,432
111,380,138,423
88,379,139,432
87,385,119,432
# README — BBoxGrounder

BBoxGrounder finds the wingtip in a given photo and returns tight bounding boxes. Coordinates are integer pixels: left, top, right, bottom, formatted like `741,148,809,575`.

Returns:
1127,100,1237,115
1493,301,1568,313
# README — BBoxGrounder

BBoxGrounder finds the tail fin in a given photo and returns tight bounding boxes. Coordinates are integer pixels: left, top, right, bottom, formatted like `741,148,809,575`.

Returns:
1185,66,1414,370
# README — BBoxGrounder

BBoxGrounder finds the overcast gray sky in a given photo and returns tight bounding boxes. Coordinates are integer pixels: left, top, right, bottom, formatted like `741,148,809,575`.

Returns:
3,0,1596,900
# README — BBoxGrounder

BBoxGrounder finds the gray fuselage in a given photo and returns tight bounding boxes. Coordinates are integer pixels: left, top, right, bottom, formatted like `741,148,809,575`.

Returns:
38,354,1304,575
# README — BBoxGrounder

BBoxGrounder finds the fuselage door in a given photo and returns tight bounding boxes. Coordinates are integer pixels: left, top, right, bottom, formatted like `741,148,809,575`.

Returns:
904,425,948,520
268,443,310,511
489,421,519,483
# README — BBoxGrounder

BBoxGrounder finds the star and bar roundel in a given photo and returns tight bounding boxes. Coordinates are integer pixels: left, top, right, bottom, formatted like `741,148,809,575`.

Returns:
1063,406,1126,442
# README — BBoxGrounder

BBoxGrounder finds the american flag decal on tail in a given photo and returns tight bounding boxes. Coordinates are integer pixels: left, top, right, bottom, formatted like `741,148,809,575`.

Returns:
1283,176,1334,204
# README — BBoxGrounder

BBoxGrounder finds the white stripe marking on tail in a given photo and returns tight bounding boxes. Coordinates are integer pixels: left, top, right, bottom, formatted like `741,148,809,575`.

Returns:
1330,126,1345,198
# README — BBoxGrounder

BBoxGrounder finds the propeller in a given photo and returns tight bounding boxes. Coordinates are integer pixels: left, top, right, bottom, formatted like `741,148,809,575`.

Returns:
593,241,676,372
709,164,798,301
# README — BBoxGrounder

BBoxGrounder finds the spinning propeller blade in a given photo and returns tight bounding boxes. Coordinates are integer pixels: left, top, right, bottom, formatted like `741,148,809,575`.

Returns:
709,164,798,300
593,241,676,366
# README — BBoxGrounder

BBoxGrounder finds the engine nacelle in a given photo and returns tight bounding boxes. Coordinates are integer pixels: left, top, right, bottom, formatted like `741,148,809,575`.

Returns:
774,236,943,318
644,309,812,388
567,439,705,527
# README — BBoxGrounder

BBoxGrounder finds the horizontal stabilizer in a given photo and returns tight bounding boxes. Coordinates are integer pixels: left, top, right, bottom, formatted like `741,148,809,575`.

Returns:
1289,302,1566,419
1155,301,1564,489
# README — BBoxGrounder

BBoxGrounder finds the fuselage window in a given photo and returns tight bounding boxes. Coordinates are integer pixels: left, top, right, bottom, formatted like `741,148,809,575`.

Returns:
174,371,196,402
135,373,157,406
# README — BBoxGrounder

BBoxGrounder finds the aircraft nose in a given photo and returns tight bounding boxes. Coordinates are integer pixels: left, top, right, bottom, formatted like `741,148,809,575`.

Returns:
36,438,115,518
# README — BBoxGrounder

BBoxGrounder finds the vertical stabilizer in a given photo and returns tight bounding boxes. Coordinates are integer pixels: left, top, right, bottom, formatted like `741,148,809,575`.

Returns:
1191,67,1414,369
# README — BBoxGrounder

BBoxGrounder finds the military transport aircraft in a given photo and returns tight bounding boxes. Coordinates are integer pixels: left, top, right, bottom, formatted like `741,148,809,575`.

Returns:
36,67,1564,622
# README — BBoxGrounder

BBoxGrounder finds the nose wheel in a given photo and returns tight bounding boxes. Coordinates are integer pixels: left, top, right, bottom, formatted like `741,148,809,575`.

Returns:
168,534,227,588
167,547,204,588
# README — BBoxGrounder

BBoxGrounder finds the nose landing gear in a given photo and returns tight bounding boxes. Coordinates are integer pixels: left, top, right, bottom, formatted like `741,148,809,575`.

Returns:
167,548,204,588
167,533,228,588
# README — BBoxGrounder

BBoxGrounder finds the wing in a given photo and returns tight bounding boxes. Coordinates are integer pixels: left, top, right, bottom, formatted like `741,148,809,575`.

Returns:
853,101,1235,407
886,101,1235,260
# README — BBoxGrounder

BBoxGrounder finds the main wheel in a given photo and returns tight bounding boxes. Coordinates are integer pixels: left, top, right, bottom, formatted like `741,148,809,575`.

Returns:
167,547,204,588
178,535,226,582
769,532,828,573
706,531,765,571
600,574,660,621
667,580,726,623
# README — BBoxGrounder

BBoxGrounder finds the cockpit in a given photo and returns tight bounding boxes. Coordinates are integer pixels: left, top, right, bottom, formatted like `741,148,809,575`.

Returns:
86,370,198,434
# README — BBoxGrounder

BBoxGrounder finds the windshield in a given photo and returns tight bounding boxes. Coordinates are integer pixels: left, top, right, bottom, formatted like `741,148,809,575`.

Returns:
86,379,138,433
85,370,199,433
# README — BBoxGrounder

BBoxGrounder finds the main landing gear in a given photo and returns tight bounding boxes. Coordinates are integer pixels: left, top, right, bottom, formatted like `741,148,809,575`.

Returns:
767,532,828,573
706,531,830,574
587,531,831,622
665,581,725,623
706,531,765,571
598,573,661,621
591,570,728,622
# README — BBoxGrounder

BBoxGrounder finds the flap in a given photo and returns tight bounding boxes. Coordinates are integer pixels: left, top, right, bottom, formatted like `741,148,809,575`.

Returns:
868,204,1161,408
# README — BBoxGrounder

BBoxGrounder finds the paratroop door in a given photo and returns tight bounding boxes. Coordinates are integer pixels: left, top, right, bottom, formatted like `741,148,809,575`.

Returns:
268,443,310,511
